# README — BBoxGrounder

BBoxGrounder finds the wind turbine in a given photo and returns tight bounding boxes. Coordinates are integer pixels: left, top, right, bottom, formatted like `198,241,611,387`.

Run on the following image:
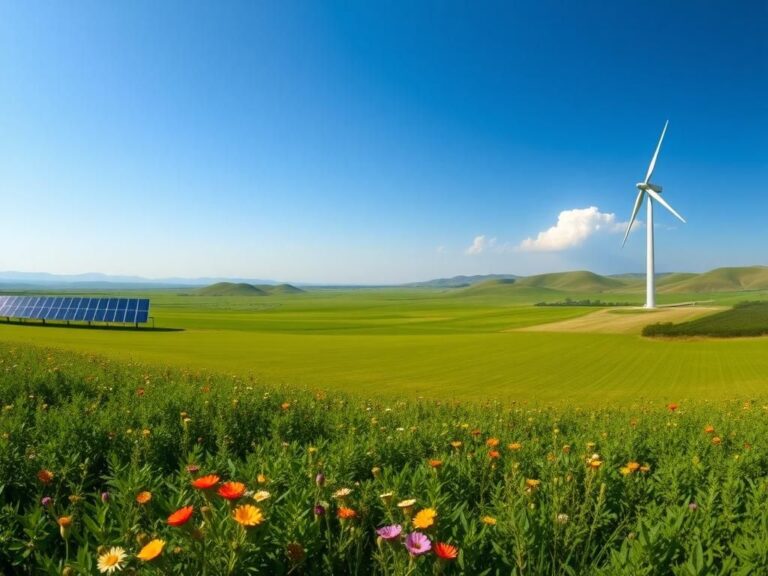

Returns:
621,121,686,309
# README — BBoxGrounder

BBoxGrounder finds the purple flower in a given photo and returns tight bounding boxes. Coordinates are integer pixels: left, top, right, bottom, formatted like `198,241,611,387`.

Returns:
40,496,53,507
314,504,326,517
100,491,110,503
315,472,325,487
376,524,402,540
404,532,432,556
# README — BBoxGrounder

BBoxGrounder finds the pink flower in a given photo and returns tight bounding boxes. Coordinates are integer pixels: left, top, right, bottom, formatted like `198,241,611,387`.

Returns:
404,532,431,556
376,524,402,540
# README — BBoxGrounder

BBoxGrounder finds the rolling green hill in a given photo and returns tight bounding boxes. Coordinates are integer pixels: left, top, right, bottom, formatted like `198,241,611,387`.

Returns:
659,266,768,293
196,282,305,296
196,282,269,296
266,283,305,295
515,270,626,292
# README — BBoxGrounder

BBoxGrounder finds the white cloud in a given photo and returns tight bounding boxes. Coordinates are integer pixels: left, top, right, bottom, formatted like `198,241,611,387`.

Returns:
465,235,496,255
519,206,629,252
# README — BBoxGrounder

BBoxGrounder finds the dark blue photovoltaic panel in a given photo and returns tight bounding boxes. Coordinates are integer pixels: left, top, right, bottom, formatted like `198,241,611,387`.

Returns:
0,296,150,323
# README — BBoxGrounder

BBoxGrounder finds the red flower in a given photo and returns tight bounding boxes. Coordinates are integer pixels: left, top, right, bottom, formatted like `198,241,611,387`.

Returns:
667,402,679,412
37,469,54,485
434,541,459,560
191,474,220,490
167,506,194,527
218,481,246,500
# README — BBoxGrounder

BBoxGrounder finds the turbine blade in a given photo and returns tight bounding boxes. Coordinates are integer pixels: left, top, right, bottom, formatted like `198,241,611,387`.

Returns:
644,120,669,184
622,190,645,247
646,188,686,224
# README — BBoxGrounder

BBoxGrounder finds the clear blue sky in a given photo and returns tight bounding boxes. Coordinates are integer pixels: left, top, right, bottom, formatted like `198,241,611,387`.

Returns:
1,1,766,283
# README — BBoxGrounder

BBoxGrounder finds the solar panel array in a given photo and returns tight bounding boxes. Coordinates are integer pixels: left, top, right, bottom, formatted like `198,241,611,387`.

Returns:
0,296,150,324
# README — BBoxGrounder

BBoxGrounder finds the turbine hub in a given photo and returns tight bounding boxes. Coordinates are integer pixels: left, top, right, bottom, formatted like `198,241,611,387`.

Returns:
636,182,662,193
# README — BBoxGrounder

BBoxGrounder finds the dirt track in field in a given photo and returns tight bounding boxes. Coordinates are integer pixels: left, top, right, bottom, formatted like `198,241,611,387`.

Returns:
512,306,725,335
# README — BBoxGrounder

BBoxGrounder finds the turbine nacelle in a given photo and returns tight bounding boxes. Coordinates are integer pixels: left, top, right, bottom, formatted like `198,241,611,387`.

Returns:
636,182,662,193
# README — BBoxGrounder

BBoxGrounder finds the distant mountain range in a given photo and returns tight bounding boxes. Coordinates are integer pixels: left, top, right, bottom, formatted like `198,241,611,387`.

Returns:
2,266,768,294
0,271,279,289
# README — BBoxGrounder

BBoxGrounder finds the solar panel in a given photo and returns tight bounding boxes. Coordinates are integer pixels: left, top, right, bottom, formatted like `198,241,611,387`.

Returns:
0,296,151,325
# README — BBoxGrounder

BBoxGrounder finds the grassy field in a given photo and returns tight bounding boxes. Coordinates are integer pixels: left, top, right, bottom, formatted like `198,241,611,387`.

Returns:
1,286,768,403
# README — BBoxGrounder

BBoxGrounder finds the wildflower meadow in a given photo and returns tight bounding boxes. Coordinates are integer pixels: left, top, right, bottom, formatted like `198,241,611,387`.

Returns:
2,342,768,575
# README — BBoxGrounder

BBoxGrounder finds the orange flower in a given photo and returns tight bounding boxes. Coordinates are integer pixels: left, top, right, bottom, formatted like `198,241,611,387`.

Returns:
434,541,459,560
218,481,246,500
413,508,437,529
232,504,264,527
281,402,291,410
488,450,500,459
711,436,722,446
37,469,54,485
667,402,679,412
137,539,165,561
191,474,220,490
337,506,357,520
704,425,715,434
167,505,194,527
486,437,500,448
627,461,640,472
428,459,443,469
136,491,152,505
525,478,541,492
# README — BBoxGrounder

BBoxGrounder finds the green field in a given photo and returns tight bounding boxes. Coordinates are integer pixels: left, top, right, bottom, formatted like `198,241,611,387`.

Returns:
2,282,768,404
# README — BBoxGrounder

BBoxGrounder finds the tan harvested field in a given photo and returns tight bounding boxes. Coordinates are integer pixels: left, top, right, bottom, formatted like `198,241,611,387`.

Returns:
513,306,725,334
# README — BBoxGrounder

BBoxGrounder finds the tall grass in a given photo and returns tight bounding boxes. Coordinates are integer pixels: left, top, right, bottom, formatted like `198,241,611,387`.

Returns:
1,342,768,574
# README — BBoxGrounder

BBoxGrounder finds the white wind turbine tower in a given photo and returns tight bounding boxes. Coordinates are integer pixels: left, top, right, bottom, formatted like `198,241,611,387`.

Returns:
621,121,686,309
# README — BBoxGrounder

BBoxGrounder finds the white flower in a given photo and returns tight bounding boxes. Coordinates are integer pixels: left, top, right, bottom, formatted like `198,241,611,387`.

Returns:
98,546,127,573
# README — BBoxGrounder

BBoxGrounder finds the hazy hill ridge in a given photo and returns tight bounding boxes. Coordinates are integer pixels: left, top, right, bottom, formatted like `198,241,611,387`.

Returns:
196,282,304,296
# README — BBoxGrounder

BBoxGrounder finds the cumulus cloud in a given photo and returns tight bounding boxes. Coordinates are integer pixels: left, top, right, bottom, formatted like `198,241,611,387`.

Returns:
519,207,628,252
465,235,496,255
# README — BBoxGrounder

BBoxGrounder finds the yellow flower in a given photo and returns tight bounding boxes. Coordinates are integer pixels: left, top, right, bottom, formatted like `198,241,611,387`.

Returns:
97,546,127,574
507,442,522,451
332,487,353,499
397,498,416,509
450,440,463,449
627,461,640,472
525,478,541,492
137,539,165,562
232,504,264,527
481,515,497,526
257,473,268,484
620,466,631,476
413,508,437,529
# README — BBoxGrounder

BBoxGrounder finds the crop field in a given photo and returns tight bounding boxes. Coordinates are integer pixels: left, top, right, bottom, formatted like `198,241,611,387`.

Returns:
1,287,768,404
643,302,768,338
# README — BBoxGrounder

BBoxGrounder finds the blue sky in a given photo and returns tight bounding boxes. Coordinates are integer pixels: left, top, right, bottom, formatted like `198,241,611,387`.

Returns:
1,1,766,283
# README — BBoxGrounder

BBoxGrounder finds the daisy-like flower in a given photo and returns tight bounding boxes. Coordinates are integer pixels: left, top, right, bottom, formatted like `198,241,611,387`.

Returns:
37,469,54,485
252,490,270,502
191,474,220,489
404,532,431,556
525,479,541,492
167,505,194,527
337,506,357,520
135,491,152,505
97,546,127,574
397,499,417,514
257,473,268,484
428,459,443,469
232,504,264,527
481,515,497,526
450,440,463,449
376,524,402,540
508,442,522,451
486,437,500,448
434,541,459,560
137,539,165,562
332,487,353,499
379,492,394,505
218,481,246,500
412,508,437,529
